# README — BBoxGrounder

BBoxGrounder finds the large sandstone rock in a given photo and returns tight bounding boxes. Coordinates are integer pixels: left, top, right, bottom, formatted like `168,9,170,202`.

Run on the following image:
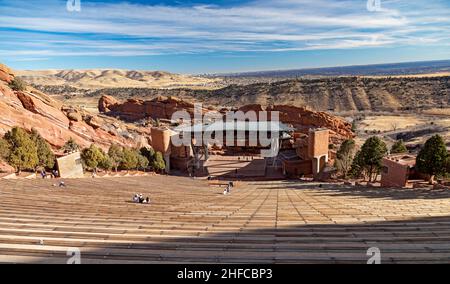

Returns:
269,105,354,140
98,95,119,112
0,63,150,151
237,104,353,142
16,91,70,128
99,95,208,121
0,63,13,84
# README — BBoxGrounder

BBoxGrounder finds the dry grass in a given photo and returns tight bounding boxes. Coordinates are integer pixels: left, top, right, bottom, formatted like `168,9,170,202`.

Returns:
358,115,426,132
422,108,450,116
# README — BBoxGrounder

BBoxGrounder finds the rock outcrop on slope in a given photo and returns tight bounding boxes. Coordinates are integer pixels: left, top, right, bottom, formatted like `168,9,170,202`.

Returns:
0,63,150,150
237,104,353,142
98,95,353,142
99,95,209,121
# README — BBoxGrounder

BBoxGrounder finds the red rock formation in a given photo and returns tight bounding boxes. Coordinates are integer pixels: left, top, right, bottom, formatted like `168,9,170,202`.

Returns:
99,94,352,143
269,105,354,140
0,63,150,151
0,64,14,84
98,95,119,113
99,95,209,121
238,104,353,142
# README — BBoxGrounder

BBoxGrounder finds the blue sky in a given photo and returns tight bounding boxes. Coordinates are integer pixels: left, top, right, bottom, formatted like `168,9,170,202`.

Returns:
1,0,449,74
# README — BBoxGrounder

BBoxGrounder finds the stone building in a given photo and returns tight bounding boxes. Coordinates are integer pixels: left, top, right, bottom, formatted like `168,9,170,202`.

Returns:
282,128,330,177
56,152,84,178
380,154,417,188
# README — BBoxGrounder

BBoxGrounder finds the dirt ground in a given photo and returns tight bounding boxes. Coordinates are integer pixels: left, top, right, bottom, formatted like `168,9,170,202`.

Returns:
353,110,450,147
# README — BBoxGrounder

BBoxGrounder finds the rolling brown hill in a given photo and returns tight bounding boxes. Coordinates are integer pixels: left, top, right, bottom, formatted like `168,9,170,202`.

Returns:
36,76,450,113
17,69,222,90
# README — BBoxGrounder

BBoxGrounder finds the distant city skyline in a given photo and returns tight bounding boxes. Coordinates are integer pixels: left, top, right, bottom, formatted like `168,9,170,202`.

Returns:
1,0,449,74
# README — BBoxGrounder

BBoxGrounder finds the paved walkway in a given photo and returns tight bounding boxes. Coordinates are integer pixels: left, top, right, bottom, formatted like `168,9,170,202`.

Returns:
0,176,449,263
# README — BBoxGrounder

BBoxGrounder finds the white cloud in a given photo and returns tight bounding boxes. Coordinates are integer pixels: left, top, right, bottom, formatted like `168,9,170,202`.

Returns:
0,0,449,58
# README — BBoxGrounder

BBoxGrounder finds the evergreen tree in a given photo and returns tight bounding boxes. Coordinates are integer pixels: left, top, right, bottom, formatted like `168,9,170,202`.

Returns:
335,139,356,178
8,77,26,91
62,137,80,153
416,135,448,184
30,129,55,169
350,136,387,182
137,153,149,171
4,127,38,173
140,147,155,164
121,148,139,170
390,140,408,154
108,144,124,172
98,154,113,171
0,137,11,161
152,151,166,173
81,144,104,172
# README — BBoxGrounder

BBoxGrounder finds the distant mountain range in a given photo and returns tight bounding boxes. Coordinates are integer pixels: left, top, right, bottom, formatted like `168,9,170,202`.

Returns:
17,69,222,90
216,60,450,78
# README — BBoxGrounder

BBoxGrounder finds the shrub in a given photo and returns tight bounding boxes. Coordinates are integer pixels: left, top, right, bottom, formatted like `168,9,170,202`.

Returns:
350,136,387,182
0,137,11,161
390,140,408,154
81,144,105,172
108,144,124,172
121,148,139,170
152,151,166,173
62,137,80,153
30,128,55,169
137,153,149,171
416,135,448,183
8,77,26,91
335,139,356,179
4,127,38,173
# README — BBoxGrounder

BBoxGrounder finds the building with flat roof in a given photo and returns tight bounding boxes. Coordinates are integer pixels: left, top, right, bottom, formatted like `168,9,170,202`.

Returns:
380,154,417,188
56,152,84,178
282,128,330,178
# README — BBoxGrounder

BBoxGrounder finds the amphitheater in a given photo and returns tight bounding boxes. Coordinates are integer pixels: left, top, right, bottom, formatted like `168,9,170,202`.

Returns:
0,175,449,264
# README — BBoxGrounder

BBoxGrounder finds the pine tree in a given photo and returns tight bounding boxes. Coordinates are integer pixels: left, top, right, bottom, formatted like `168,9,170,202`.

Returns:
0,137,11,161
62,137,80,153
140,147,155,164
350,136,387,182
8,77,26,91
137,153,149,171
121,148,139,170
390,140,407,154
4,127,38,173
30,129,55,169
416,135,448,184
108,144,124,172
335,139,356,178
81,144,104,172
152,151,166,173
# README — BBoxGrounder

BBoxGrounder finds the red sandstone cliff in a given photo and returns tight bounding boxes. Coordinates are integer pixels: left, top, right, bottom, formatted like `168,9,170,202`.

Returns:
99,95,209,121
99,95,353,142
0,63,150,151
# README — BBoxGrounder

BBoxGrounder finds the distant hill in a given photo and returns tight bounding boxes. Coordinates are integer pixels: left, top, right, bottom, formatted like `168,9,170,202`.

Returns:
216,60,450,78
16,69,223,90
45,75,448,113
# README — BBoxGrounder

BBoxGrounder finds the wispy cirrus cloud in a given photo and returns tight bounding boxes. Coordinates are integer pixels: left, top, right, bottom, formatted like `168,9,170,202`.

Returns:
0,0,449,64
